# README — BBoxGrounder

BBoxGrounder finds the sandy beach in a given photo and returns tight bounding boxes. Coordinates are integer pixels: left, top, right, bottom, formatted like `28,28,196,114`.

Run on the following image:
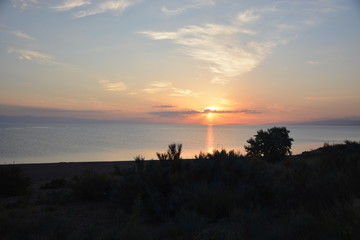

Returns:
17,161,134,183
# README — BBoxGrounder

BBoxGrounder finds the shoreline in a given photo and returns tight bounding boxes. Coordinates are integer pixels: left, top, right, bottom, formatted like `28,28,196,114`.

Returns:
0,142,340,184
8,158,193,183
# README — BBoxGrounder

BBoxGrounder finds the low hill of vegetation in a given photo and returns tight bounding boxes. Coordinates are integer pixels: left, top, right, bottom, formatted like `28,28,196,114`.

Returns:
1,140,360,239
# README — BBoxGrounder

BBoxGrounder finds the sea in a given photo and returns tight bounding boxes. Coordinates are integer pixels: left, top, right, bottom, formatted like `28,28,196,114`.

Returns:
0,123,359,164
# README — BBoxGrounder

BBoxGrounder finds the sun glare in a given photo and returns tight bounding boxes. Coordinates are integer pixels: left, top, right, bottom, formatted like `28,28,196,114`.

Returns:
205,107,217,112
204,107,218,123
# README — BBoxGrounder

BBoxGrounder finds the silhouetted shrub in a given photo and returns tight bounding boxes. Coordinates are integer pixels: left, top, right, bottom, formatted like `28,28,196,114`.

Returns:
195,149,242,161
71,170,112,201
111,196,147,240
156,143,182,161
245,126,293,162
134,155,145,175
0,165,31,197
111,171,146,212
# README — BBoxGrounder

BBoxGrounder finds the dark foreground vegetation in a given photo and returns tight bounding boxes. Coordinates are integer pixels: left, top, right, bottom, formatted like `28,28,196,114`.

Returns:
1,132,360,239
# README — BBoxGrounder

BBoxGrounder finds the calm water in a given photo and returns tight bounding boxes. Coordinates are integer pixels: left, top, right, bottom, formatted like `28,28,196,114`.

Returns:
0,123,359,164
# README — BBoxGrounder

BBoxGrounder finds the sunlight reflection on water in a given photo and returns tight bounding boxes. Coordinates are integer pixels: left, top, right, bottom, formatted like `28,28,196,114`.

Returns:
1,123,359,163
206,125,215,153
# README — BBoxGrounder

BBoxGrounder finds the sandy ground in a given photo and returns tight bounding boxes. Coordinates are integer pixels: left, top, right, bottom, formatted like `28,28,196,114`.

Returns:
17,161,134,183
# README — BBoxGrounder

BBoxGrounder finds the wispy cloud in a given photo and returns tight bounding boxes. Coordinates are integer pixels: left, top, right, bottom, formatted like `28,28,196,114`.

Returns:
211,76,227,84
0,104,131,122
236,7,278,25
203,109,260,114
74,0,141,18
298,0,345,27
306,96,333,101
308,60,321,65
160,6,187,16
276,24,298,30
211,97,239,106
170,88,198,97
153,105,177,109
140,22,275,82
98,78,127,91
12,31,35,40
305,96,358,101
51,0,90,11
12,0,37,9
309,0,346,13
0,104,103,115
149,108,260,118
143,81,198,97
143,81,172,94
141,2,346,84
237,9,260,24
149,110,198,117
8,48,61,65
161,0,215,16
303,20,318,26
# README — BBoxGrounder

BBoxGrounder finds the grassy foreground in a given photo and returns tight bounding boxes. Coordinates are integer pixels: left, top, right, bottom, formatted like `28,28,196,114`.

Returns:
1,141,360,240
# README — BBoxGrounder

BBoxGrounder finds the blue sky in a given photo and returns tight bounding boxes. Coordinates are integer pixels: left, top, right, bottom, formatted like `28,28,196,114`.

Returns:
0,0,359,124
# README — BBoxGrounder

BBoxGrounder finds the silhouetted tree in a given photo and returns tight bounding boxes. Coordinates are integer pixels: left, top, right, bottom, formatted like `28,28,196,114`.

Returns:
245,127,293,162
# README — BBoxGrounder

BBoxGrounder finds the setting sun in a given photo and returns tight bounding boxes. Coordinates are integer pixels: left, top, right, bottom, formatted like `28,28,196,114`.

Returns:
203,107,218,123
205,107,217,112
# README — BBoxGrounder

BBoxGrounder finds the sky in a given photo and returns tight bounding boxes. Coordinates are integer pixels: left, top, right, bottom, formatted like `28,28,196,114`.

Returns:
0,0,359,125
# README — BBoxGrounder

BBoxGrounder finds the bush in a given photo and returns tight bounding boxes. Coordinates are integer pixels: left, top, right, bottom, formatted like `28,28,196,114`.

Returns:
195,149,242,161
156,143,182,161
134,155,145,175
0,165,31,197
70,170,113,201
245,126,293,162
